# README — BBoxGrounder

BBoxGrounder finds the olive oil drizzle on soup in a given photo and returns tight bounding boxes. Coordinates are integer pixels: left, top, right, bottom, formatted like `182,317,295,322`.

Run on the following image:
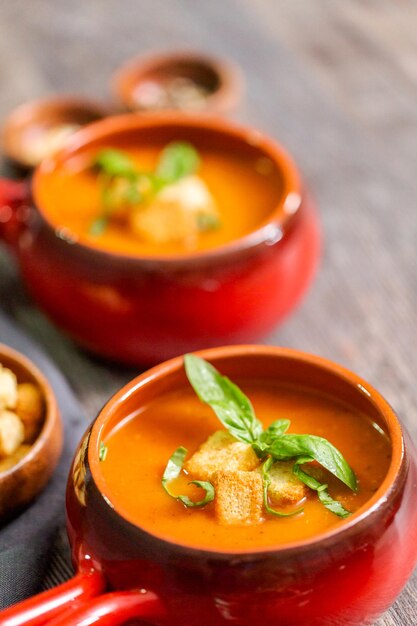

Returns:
99,382,391,551
37,143,282,257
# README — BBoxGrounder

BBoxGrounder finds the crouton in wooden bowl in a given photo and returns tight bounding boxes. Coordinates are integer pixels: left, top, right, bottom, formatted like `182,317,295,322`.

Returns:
0,344,62,522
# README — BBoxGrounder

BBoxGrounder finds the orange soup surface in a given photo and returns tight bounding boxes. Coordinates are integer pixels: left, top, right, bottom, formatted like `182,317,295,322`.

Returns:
37,142,281,257
99,382,391,551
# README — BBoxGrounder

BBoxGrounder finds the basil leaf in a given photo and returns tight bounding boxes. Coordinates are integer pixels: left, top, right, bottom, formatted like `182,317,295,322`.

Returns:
268,434,357,492
162,446,187,484
156,141,200,183
99,441,108,462
317,487,351,518
293,457,352,519
184,354,263,444
261,419,291,443
94,149,138,178
178,480,215,508
292,455,323,490
89,216,108,236
162,446,214,508
262,457,304,517
252,441,269,458
253,420,291,458
196,213,221,232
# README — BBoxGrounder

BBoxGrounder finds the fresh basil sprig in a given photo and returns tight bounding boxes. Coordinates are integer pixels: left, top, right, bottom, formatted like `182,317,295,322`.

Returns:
184,354,263,444
184,355,357,519
267,434,357,493
293,457,351,519
262,457,304,517
162,446,215,508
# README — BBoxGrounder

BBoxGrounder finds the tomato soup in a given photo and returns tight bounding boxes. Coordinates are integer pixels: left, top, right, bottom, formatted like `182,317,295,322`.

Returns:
98,381,391,551
36,140,281,257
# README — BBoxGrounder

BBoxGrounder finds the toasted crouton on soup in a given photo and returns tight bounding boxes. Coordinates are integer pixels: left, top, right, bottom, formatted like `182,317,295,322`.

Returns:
214,469,263,525
185,430,260,481
264,461,308,507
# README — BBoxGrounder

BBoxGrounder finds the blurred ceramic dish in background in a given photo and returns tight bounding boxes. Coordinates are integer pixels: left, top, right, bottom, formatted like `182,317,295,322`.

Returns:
2,96,108,169
113,50,244,116
0,113,320,365
0,343,62,522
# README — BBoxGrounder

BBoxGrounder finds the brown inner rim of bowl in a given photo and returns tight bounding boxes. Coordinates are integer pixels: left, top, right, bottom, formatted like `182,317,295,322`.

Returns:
32,114,302,265
89,345,404,556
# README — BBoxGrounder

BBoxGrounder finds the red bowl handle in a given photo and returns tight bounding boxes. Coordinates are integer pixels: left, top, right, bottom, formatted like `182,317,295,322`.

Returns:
0,570,105,626
45,590,166,626
0,177,31,248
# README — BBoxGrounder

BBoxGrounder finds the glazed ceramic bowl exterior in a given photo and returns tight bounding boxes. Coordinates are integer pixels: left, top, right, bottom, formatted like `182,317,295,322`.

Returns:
2,346,417,626
0,115,320,365
64,346,417,625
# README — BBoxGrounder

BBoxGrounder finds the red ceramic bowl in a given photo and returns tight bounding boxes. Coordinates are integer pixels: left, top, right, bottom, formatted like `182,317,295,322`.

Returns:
0,114,320,365
3,346,417,626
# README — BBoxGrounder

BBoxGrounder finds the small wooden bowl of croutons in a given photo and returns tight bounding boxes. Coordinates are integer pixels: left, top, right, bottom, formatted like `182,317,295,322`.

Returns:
0,343,62,522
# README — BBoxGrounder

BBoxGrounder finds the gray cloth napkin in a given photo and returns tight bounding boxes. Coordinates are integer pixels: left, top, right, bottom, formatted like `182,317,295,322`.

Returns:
0,312,85,608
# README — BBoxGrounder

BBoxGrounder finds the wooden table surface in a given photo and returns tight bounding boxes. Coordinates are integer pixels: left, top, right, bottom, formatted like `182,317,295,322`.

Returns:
1,1,416,623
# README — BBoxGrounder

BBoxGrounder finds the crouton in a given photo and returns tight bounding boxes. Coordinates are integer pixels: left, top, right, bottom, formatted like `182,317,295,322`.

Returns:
263,461,308,507
214,470,263,525
0,410,25,458
129,175,219,244
16,383,44,444
185,431,260,481
0,365,18,411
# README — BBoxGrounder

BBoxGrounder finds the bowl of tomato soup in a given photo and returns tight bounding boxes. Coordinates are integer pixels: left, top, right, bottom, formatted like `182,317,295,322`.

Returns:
4,346,415,626
0,114,320,364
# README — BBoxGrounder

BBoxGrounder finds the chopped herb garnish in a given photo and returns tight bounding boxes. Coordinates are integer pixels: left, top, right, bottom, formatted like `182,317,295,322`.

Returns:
293,457,352,518
99,441,108,462
267,434,357,493
90,142,208,238
183,354,357,519
177,480,215,508
93,149,138,179
162,446,215,508
89,215,109,236
196,213,221,232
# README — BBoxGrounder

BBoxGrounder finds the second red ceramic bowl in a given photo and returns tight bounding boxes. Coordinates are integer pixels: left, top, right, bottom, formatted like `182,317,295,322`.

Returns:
0,114,320,365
